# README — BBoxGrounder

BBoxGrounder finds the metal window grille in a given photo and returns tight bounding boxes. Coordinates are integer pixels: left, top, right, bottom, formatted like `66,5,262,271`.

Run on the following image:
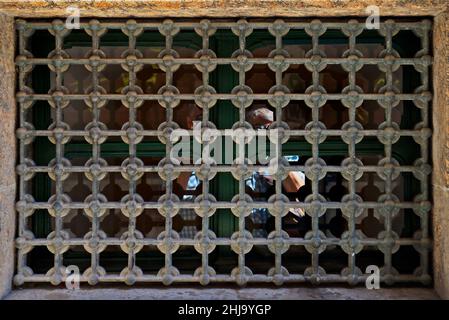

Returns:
14,18,433,286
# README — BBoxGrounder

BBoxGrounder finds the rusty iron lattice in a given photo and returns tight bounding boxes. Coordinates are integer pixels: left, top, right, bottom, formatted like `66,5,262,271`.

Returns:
14,18,432,286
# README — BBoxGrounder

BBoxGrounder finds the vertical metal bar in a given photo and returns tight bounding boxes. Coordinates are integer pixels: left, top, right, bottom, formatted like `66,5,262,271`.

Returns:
378,19,399,285
15,20,33,284
340,20,364,285
84,19,107,285
157,19,180,285
304,19,327,284
46,20,71,285
411,19,432,284
120,20,144,285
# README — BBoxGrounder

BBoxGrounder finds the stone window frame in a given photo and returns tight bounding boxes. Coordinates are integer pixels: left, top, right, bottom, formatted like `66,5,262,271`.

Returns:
0,0,447,299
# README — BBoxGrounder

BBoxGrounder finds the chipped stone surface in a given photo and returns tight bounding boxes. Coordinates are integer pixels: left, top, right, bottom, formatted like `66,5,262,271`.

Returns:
432,9,449,301
4,287,440,300
0,0,446,17
0,13,16,300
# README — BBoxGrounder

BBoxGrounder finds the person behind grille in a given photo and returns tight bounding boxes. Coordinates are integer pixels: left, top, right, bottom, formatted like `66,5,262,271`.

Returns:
246,106,311,237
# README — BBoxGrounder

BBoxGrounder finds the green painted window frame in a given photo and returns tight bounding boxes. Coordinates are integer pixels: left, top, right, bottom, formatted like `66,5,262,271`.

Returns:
28,28,422,272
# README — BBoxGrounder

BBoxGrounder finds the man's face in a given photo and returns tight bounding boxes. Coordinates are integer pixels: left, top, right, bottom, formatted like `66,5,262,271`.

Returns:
247,107,274,128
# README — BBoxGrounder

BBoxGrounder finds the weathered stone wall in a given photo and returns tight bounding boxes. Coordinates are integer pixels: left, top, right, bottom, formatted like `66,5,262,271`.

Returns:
0,13,16,299
432,9,449,300
0,0,446,17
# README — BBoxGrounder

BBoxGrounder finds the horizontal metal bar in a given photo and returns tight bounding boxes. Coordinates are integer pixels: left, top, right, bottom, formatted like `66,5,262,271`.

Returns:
20,129,430,138
18,237,432,247
18,93,432,101
21,201,428,210
17,57,430,66
18,274,430,284
17,21,429,31
21,165,427,174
